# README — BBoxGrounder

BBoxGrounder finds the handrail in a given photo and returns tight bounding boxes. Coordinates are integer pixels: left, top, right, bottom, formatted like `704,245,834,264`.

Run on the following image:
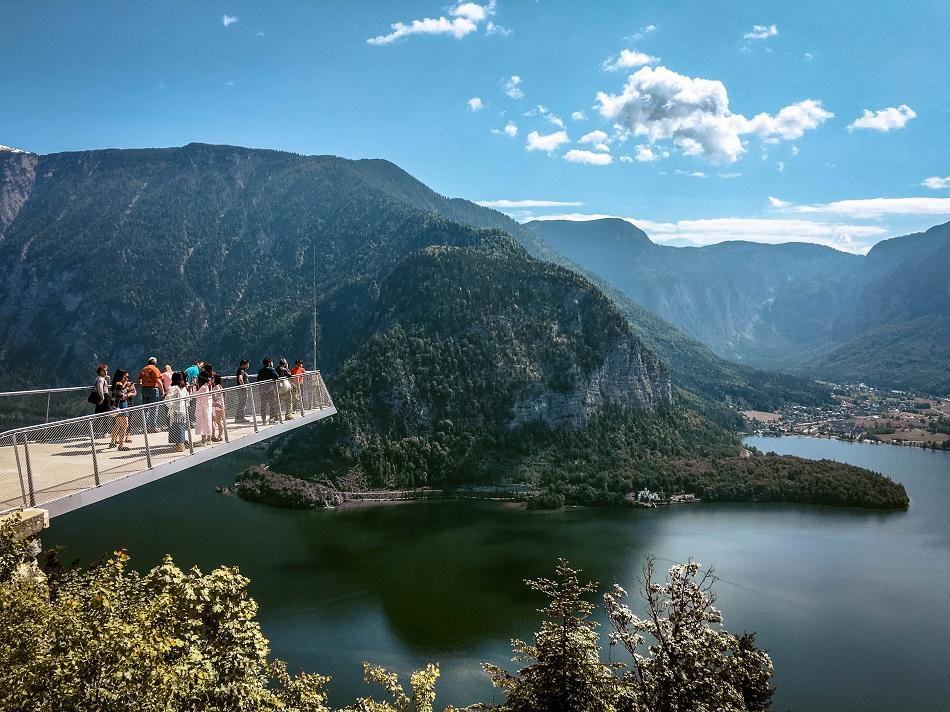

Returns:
0,370,334,515
0,373,256,399
0,372,319,439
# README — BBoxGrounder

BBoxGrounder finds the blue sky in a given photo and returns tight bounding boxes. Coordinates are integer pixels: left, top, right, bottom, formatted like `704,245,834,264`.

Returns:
2,0,948,252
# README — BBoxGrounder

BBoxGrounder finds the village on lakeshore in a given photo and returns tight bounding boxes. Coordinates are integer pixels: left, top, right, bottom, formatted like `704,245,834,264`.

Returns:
743,383,950,449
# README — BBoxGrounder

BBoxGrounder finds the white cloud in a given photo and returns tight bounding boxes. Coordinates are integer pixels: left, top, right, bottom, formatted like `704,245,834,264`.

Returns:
768,196,791,208
596,66,832,163
546,113,565,128
922,176,950,190
718,172,742,178
579,130,609,145
674,169,706,178
791,145,800,156
486,21,512,36
367,1,496,45
803,52,814,61
222,14,239,27
524,213,888,253
619,155,634,163
564,149,613,165
847,105,916,132
492,121,519,137
504,74,524,99
776,161,785,173
525,130,569,152
744,24,777,40
634,145,657,162
571,111,588,122
625,24,656,42
467,97,484,112
789,196,950,219
602,49,660,72
475,199,584,208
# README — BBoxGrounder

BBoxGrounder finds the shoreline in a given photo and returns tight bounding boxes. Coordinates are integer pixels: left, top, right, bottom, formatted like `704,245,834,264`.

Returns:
746,431,950,452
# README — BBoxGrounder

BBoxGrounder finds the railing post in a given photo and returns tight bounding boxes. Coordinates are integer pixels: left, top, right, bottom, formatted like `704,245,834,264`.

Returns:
185,399,195,455
298,377,305,418
141,410,153,469
45,392,52,424
88,418,101,487
248,386,259,433
20,433,36,507
221,390,230,443
11,434,28,508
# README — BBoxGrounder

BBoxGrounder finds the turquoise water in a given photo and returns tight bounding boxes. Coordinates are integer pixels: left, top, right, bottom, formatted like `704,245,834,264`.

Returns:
46,436,950,710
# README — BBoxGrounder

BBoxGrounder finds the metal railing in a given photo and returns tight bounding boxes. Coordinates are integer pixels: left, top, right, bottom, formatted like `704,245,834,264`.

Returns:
0,374,259,432
0,371,333,514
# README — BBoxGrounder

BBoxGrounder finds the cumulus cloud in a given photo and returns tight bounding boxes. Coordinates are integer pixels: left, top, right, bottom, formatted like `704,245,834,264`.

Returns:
922,176,950,190
525,130,569,152
222,14,239,27
602,49,660,72
744,24,777,40
467,97,484,112
475,199,584,208
486,21,512,36
491,121,518,137
847,105,916,132
579,130,609,146
504,74,524,99
634,145,658,162
595,66,833,163
524,214,888,253
564,149,613,165
571,111,588,121
367,1,496,44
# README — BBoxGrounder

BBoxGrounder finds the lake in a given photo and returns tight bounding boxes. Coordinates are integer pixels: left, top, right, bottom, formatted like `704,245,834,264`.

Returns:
46,436,950,710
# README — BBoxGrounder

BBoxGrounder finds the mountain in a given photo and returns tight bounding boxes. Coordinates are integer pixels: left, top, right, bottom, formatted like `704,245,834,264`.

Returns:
528,218,950,395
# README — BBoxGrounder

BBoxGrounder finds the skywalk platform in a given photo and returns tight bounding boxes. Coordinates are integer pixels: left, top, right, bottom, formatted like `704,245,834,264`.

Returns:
0,373,334,518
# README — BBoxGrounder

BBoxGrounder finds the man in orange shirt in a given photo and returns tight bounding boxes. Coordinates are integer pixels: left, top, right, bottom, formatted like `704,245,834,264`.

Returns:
138,356,166,433
291,359,306,411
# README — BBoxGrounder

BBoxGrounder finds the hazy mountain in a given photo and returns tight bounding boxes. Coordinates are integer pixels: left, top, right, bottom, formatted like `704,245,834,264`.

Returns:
528,218,950,394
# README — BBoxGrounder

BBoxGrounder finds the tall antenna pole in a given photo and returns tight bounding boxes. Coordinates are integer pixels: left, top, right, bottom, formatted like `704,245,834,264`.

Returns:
312,237,318,371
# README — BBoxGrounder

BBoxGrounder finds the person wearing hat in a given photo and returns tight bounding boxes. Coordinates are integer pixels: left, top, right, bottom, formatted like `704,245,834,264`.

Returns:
138,356,165,433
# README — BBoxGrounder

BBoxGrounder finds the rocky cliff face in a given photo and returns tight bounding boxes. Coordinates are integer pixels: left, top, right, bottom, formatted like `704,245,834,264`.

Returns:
0,150,37,234
510,337,671,429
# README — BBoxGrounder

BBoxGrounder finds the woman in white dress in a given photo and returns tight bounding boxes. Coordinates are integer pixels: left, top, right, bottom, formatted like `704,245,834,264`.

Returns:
194,373,214,445
165,371,189,452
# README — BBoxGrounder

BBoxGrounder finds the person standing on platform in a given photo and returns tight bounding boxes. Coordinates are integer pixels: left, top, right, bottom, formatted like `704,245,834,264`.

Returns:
138,357,165,433
257,357,280,424
165,371,189,452
109,369,136,450
235,359,250,423
291,359,306,411
184,360,201,389
194,373,213,446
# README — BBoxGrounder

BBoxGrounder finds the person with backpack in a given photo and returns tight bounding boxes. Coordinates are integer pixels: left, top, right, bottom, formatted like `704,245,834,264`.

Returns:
109,370,136,450
257,357,280,424
276,358,295,421
234,359,251,423
90,364,112,437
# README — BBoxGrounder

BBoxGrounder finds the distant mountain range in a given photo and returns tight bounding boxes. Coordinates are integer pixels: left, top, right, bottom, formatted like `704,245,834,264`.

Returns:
0,143,821,409
528,218,950,395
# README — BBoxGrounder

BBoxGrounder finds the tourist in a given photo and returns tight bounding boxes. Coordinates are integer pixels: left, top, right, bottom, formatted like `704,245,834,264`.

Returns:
165,371,189,452
194,373,213,445
160,364,173,393
277,358,294,420
91,364,112,437
109,370,136,450
211,374,226,442
137,357,165,433
184,359,200,389
291,359,306,411
257,357,280,424
234,359,250,423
